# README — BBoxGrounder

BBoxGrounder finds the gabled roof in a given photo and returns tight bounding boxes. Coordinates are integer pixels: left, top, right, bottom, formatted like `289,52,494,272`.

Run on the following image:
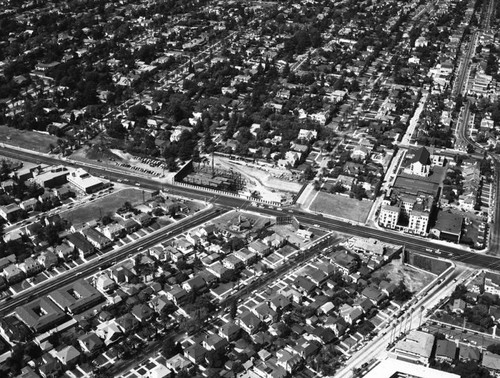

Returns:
56,345,80,365
436,339,456,359
78,333,103,353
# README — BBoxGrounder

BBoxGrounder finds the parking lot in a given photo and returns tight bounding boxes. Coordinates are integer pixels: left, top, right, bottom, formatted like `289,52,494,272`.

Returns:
115,156,170,177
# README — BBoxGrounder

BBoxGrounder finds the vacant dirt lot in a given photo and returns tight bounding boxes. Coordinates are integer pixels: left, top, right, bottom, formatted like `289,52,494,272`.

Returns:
0,126,58,153
310,192,373,223
372,259,435,294
61,188,148,224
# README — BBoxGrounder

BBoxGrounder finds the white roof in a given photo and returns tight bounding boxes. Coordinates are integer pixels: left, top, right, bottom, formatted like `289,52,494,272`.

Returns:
365,357,459,378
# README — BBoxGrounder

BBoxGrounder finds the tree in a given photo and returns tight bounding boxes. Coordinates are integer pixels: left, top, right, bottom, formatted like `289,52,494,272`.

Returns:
229,300,237,319
106,119,127,139
487,343,500,354
128,104,150,120
161,336,178,358
393,281,412,302
205,349,225,368
100,213,113,226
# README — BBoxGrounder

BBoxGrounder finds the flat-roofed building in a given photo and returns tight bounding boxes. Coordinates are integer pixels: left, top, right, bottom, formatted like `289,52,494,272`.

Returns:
0,203,21,222
33,167,68,188
431,211,463,243
408,210,429,236
379,204,400,229
365,357,459,378
484,272,500,296
393,330,434,365
67,168,103,194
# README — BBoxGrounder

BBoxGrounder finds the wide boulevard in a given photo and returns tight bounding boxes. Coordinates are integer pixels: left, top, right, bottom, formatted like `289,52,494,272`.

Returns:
2,145,500,313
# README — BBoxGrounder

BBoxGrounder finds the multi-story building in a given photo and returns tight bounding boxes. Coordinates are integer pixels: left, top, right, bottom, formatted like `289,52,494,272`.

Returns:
408,210,430,236
80,227,112,250
379,204,400,229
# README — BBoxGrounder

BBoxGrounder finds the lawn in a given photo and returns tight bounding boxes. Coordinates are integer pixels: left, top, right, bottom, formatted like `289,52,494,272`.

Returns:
310,192,373,223
0,125,59,153
61,188,148,224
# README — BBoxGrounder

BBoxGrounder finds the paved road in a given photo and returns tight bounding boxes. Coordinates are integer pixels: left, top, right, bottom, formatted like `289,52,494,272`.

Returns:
2,145,500,272
335,268,471,378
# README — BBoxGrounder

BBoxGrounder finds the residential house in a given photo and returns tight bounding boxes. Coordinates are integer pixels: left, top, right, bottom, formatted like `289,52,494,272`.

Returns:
55,345,80,367
119,218,140,233
110,266,135,284
182,275,206,293
134,212,152,227
222,254,244,270
166,285,188,306
20,198,38,212
95,274,117,293
38,250,58,269
38,354,62,378
262,233,285,249
184,343,206,365
78,333,104,356
0,203,21,222
166,354,192,373
81,227,112,250
3,264,25,283
219,322,241,341
451,299,466,314
238,311,262,334
362,286,387,305
132,304,154,322
54,186,73,200
66,233,94,258
459,345,480,363
252,302,277,324
19,257,44,277
482,351,500,372
95,320,122,346
276,349,302,374
102,223,124,241
294,276,317,295
234,248,257,266
55,242,74,261
116,313,139,334
202,333,228,352
435,339,457,362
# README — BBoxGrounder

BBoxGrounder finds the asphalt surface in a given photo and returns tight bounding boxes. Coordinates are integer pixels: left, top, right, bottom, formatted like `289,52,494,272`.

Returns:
3,146,500,312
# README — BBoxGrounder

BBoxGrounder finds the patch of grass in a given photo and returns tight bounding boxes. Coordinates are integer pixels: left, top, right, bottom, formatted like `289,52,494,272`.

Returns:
0,125,58,153
310,192,372,222
61,188,149,224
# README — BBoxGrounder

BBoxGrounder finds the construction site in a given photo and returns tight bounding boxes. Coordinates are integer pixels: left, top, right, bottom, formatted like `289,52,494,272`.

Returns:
174,158,246,193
